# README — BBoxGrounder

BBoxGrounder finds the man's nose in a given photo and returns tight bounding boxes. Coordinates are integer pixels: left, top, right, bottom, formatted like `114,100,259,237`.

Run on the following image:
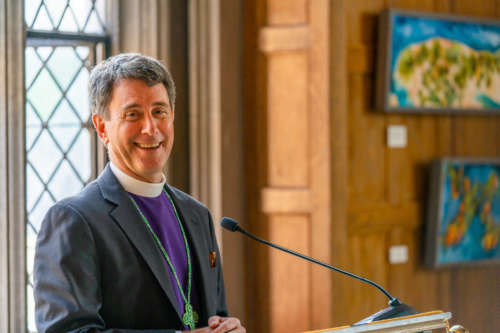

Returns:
141,113,157,135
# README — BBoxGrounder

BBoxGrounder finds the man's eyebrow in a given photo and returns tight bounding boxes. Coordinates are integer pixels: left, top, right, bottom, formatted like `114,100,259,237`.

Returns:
121,102,170,110
122,103,141,110
152,101,170,108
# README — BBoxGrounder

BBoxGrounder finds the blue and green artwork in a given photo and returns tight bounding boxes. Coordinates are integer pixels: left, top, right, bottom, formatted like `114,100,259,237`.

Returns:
389,14,500,110
438,162,500,264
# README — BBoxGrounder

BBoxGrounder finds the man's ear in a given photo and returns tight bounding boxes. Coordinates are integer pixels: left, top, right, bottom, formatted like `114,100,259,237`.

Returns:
92,113,109,145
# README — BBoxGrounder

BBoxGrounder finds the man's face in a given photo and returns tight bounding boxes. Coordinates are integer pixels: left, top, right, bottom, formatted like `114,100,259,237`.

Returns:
92,78,174,183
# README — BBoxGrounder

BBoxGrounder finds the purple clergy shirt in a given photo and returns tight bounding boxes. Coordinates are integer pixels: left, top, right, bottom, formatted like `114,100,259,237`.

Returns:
129,191,200,328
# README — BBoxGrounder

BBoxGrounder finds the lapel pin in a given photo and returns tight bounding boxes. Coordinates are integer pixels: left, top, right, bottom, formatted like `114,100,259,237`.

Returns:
209,251,217,267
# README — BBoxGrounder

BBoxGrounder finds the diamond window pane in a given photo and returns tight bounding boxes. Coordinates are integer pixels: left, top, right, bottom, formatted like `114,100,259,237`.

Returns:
68,129,91,182
26,163,45,212
29,191,55,232
25,0,42,27
44,0,68,28
26,103,42,150
47,47,83,90
25,47,43,89
48,160,85,201
27,68,62,122
28,130,63,183
26,102,42,127
32,4,54,31
59,7,79,32
48,100,82,151
67,68,90,121
47,160,84,199
36,46,53,61
84,9,104,34
76,46,89,60
70,0,92,31
95,0,105,23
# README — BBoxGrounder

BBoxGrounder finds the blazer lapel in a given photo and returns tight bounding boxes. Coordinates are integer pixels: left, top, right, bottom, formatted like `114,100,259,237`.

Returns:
166,185,212,322
97,165,183,322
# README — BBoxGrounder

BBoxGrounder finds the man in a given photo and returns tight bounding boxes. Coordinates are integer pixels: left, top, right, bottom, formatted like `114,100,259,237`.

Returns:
34,53,245,333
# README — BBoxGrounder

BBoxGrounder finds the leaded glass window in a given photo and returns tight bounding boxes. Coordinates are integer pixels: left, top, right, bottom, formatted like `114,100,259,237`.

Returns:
24,1,109,332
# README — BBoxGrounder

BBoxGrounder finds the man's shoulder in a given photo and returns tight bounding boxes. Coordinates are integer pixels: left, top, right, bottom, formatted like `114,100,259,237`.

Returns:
54,179,107,214
167,185,209,212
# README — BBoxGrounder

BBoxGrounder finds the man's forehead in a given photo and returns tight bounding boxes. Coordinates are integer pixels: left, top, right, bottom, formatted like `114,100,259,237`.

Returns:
110,78,170,103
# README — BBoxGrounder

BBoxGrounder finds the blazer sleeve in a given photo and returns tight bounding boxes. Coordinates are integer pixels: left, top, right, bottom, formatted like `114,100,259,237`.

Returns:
34,202,177,333
207,210,229,318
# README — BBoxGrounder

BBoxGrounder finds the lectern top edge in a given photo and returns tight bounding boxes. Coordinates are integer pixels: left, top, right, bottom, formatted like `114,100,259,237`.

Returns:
304,311,452,333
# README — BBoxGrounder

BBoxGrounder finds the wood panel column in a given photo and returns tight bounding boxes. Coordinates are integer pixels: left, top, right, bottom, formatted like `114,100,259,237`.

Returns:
0,0,25,331
244,1,331,332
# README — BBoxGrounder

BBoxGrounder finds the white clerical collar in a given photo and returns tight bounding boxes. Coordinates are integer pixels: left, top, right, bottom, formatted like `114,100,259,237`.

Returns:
109,162,166,198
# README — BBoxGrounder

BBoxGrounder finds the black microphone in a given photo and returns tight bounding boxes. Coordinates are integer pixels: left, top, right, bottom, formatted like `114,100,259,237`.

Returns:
221,217,417,325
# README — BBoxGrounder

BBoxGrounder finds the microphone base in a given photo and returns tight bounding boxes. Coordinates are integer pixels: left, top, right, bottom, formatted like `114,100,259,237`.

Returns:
352,302,417,326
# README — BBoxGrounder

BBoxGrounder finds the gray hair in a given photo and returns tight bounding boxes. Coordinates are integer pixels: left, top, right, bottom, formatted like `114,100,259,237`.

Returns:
88,53,176,117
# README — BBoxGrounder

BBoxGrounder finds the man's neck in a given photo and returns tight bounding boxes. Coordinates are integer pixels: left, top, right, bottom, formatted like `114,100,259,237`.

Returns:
109,162,166,197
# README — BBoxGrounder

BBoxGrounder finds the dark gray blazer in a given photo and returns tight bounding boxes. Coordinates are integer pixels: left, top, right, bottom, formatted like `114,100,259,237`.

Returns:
34,165,228,333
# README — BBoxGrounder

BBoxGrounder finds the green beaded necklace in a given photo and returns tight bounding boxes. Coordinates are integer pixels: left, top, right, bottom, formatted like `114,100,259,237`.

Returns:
128,189,199,330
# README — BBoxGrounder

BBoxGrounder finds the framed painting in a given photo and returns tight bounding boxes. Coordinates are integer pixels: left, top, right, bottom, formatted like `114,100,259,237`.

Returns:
425,158,500,267
376,9,500,113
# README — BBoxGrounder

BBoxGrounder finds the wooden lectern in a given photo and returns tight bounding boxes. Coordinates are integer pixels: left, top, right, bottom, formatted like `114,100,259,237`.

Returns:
305,311,452,333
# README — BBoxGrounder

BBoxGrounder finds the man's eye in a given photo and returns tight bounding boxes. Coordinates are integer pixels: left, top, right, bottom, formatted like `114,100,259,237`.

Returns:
154,109,169,117
125,112,138,119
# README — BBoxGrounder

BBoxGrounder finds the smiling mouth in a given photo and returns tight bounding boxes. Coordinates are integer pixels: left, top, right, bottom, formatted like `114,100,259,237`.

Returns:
135,142,161,149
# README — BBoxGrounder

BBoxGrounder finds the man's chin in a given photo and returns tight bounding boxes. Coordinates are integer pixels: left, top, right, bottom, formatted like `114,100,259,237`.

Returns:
134,167,165,183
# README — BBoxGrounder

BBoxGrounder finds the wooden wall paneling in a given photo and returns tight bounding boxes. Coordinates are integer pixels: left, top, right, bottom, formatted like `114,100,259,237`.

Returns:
387,227,413,309
348,74,385,204
267,52,309,186
347,0,386,205
346,235,364,324
348,202,420,234
434,0,454,12
348,233,388,324
385,113,412,205
387,0,435,10
242,0,266,330
405,228,442,312
451,265,500,330
308,1,332,329
266,0,307,25
244,0,332,331
269,215,311,333
347,0,385,46
407,116,437,201
330,0,350,326
259,25,310,53
265,48,311,331
454,115,498,156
